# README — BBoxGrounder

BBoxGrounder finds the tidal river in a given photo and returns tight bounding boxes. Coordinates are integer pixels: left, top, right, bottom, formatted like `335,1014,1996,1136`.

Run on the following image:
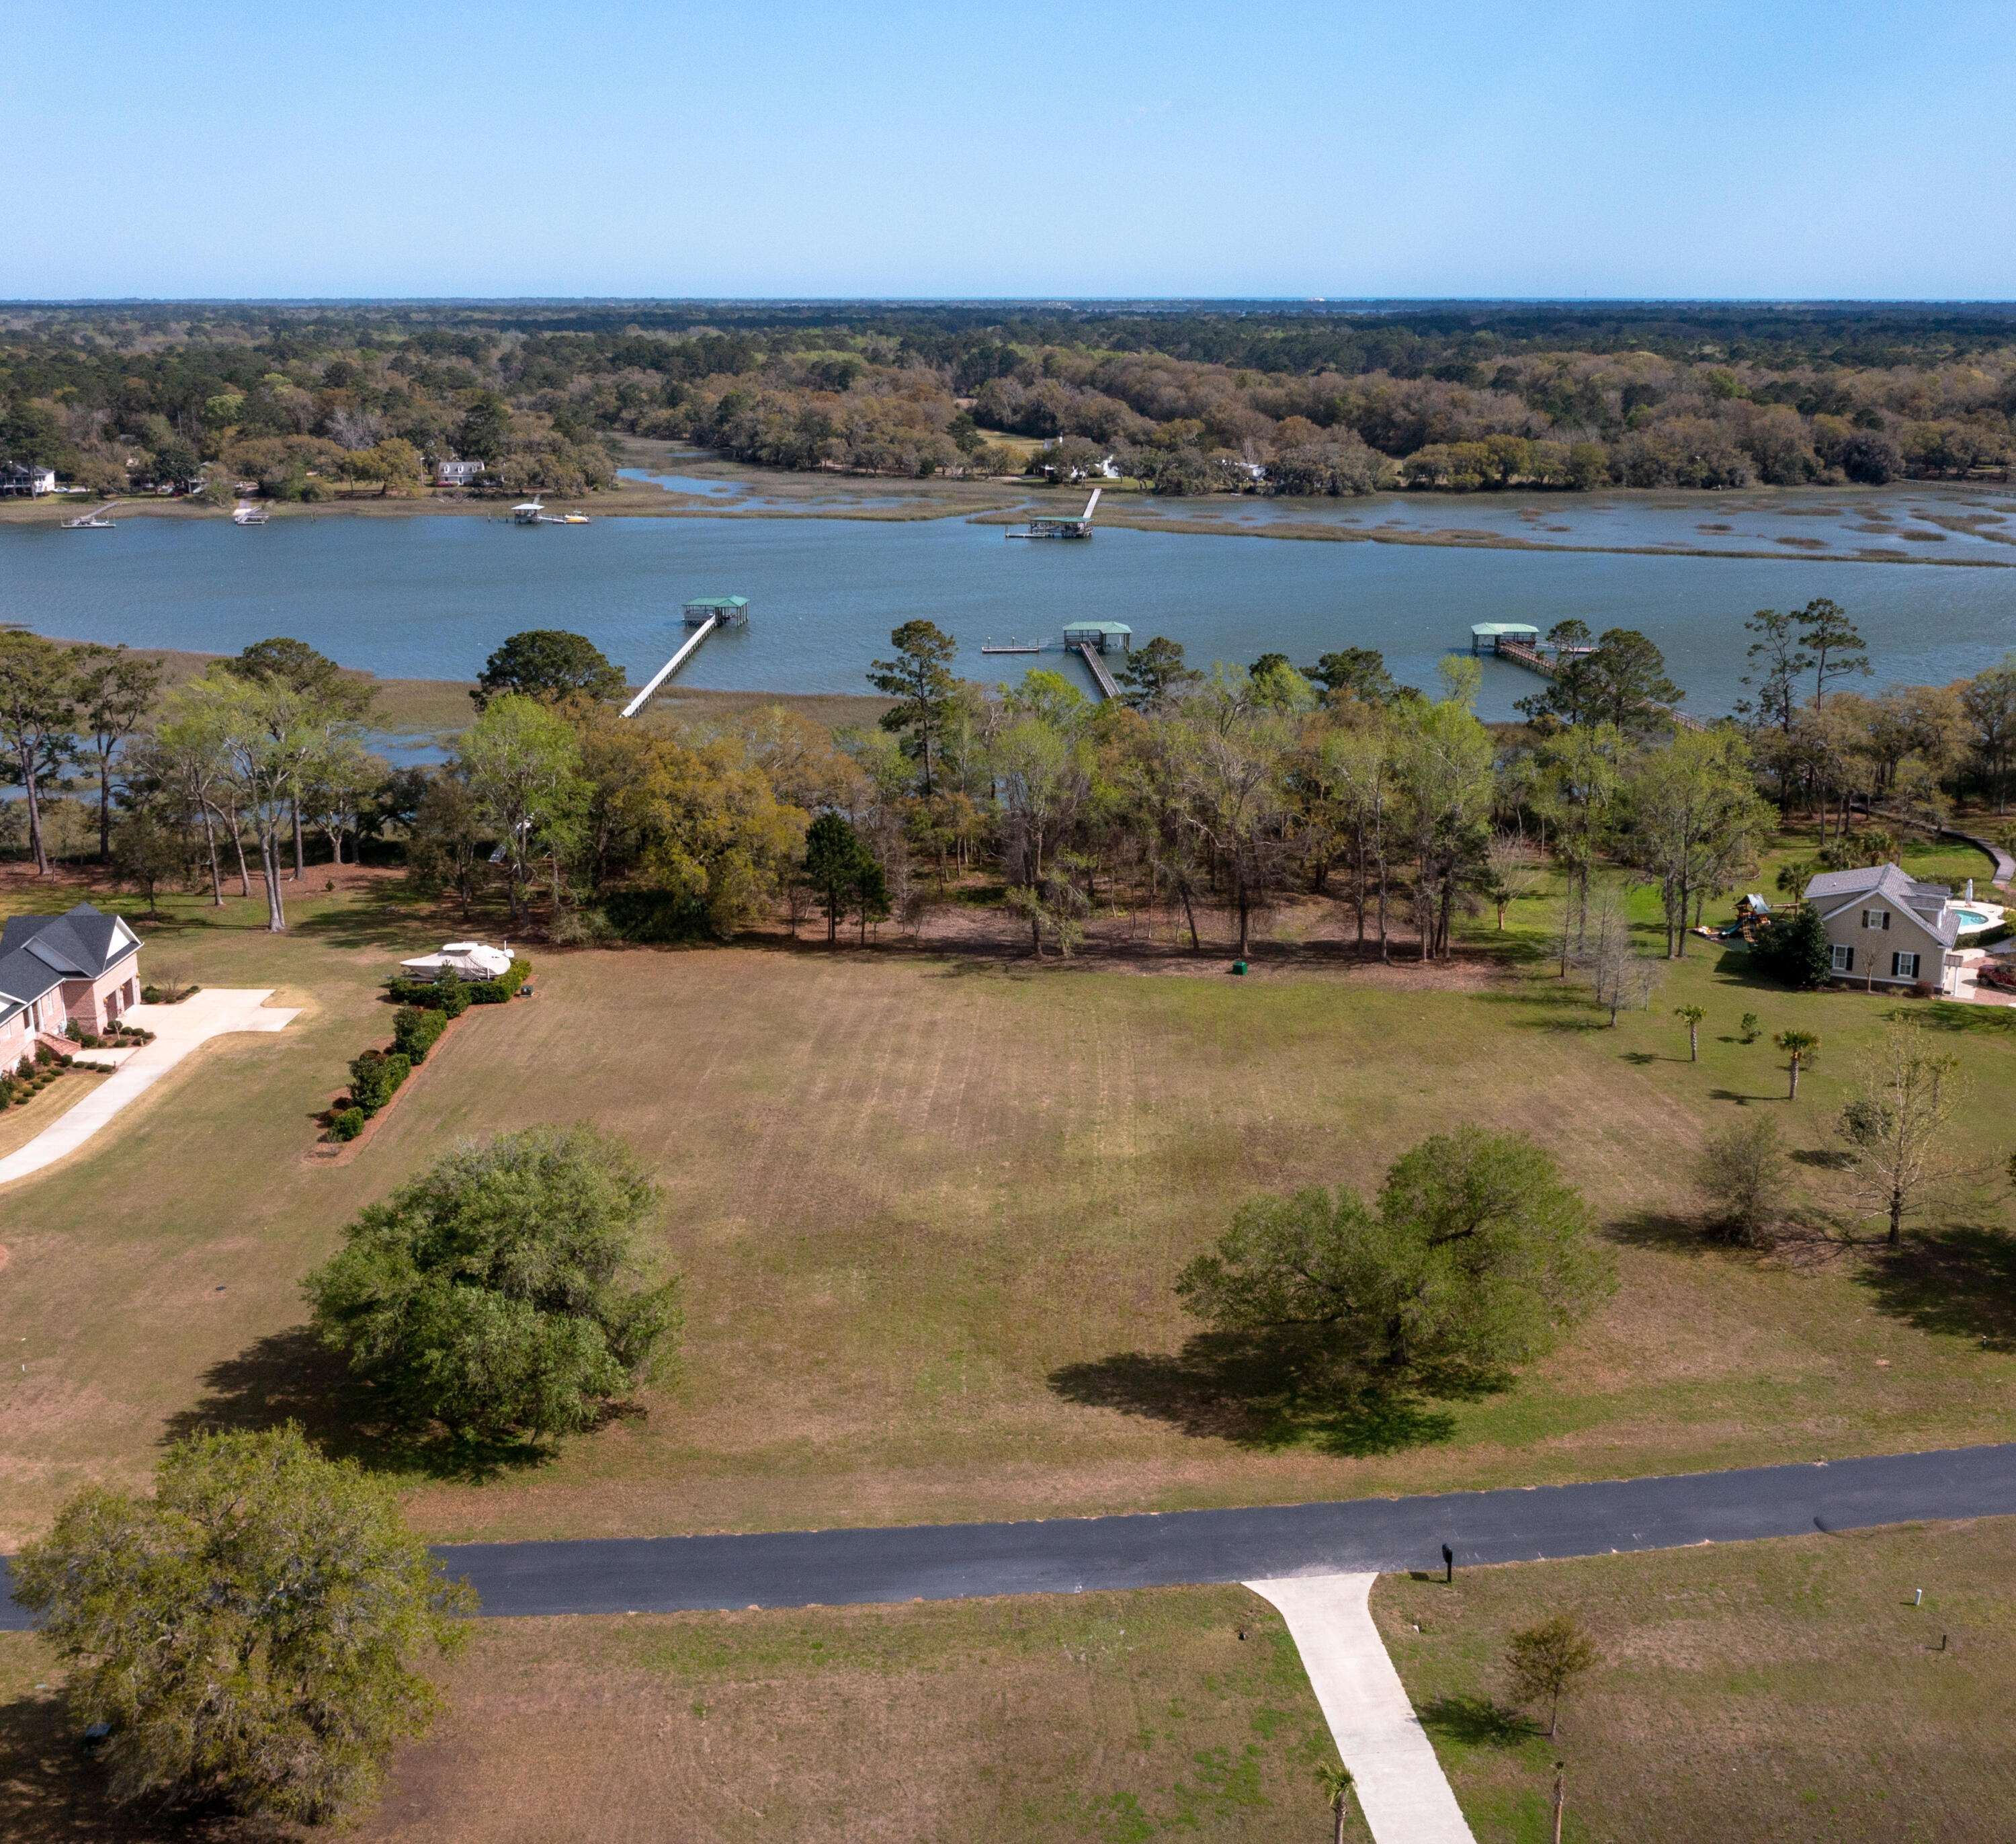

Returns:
3,490,2015,721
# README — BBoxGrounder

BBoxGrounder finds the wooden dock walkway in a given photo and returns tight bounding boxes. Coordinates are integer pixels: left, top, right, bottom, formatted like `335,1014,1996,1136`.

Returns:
621,616,718,718
1075,642,1121,700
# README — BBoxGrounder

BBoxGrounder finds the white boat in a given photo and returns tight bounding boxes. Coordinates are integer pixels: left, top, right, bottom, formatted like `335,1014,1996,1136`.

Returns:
232,503,269,526
512,499,546,524
63,505,118,529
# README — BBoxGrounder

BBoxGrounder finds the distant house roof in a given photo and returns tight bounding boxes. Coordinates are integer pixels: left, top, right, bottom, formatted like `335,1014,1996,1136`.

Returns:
1802,863,1958,948
0,903,141,1017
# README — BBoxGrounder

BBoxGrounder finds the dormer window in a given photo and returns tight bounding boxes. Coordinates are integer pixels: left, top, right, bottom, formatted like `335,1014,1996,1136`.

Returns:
1861,908,1890,931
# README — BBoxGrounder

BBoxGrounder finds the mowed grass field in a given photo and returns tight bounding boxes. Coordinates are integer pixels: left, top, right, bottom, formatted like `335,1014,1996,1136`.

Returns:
0,1587,1356,1843
1,825,2014,1549
1376,1517,2016,1843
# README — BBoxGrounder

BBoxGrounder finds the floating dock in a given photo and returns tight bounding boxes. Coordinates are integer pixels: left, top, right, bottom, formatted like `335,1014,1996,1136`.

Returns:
620,597,751,718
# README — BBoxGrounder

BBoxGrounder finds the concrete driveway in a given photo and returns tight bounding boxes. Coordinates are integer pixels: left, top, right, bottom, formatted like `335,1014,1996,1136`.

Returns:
0,989,300,1188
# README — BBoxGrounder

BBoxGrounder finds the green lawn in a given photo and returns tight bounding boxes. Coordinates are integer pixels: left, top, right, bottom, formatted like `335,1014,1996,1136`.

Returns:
2,835,2013,1549
1376,1516,2016,1843
0,1584,1358,1843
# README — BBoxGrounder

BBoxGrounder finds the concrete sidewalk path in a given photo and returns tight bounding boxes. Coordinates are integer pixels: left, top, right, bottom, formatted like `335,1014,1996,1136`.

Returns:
0,990,300,1188
1247,1573,1476,1844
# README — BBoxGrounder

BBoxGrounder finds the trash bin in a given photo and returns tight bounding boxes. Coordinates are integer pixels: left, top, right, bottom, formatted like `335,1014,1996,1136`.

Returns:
1230,960,1248,976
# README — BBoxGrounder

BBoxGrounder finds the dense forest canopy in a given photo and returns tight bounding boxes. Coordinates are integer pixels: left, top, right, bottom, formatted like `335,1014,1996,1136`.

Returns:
8,300,2016,499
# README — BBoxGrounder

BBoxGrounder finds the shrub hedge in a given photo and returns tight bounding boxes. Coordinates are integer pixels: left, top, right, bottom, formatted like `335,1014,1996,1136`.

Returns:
347,1049,413,1117
391,1005,448,1065
328,1106,366,1141
385,961,528,1011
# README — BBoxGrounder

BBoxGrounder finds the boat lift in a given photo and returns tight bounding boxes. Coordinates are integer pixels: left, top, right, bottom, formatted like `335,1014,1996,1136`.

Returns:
1010,485,1101,539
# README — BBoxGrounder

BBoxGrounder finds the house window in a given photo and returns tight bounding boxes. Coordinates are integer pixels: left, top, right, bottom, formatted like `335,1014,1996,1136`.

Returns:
1861,908,1890,931
1892,951,1920,981
1831,943,1853,974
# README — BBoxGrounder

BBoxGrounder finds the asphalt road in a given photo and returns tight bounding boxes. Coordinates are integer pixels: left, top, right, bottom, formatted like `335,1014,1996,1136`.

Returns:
11,1445,2014,1628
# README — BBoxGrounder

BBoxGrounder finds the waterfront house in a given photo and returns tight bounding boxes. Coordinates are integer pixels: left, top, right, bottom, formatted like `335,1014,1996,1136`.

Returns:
1802,864,1961,994
0,903,144,1066
0,463,58,497
436,458,486,487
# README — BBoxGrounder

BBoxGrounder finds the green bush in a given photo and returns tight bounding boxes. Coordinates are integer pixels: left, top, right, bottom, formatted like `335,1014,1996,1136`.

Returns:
392,1006,448,1065
1752,905,1834,990
328,1107,366,1142
386,976,473,1018
465,961,530,1005
34,1042,55,1067
347,1050,411,1117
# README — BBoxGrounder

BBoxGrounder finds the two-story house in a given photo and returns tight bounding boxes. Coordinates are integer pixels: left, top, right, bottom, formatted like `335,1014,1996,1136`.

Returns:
0,902,144,1068
1802,864,1961,995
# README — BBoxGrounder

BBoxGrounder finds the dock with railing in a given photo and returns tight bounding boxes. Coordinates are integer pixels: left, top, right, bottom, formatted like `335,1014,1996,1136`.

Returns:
621,596,750,718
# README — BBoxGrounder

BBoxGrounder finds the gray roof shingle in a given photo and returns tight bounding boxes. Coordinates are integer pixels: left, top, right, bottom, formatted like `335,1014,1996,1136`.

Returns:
0,903,139,1014
1802,863,1958,948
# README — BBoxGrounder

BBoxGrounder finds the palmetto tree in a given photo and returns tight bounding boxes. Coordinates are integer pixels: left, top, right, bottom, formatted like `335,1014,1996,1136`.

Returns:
1316,1763,1356,1844
1673,1003,1706,1062
1775,1028,1820,1100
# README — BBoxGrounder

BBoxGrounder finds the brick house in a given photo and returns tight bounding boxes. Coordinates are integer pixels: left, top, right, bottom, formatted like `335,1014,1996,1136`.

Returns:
0,903,144,1068
1802,864,1962,995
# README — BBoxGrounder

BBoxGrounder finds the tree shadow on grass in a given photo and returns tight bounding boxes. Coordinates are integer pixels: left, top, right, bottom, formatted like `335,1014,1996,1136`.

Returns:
1047,1332,1491,1458
0,1688,255,1843
161,1326,548,1484
288,886,442,954
1417,1694,1539,1749
1607,1209,1710,1253
1890,1001,2016,1037
1855,1228,2016,1355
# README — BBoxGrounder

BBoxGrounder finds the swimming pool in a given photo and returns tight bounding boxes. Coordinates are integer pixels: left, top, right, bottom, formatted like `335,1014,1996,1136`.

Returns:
1955,908,1992,927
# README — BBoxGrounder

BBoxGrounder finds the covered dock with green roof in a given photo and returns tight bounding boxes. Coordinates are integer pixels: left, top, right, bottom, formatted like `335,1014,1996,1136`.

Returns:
683,595,750,626
1061,620,1132,655
1470,622,1541,655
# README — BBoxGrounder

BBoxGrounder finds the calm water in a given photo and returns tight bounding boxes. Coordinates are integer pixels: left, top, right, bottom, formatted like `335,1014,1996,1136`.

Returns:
4,495,2014,722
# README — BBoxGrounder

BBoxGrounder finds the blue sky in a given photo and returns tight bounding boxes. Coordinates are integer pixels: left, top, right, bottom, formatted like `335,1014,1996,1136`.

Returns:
8,1,2015,300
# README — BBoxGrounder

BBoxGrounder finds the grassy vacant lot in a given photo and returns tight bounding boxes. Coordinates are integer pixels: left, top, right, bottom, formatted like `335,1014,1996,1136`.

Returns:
0,1585,1356,1843
1377,1517,2016,1843
1,819,2013,1549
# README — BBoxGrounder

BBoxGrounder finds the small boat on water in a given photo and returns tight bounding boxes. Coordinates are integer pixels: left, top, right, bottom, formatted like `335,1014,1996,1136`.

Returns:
63,503,119,529
233,502,269,526
511,498,589,526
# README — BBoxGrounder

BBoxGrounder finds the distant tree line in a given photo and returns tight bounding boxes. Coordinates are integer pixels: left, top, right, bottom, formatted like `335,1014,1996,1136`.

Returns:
10,302,2016,496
